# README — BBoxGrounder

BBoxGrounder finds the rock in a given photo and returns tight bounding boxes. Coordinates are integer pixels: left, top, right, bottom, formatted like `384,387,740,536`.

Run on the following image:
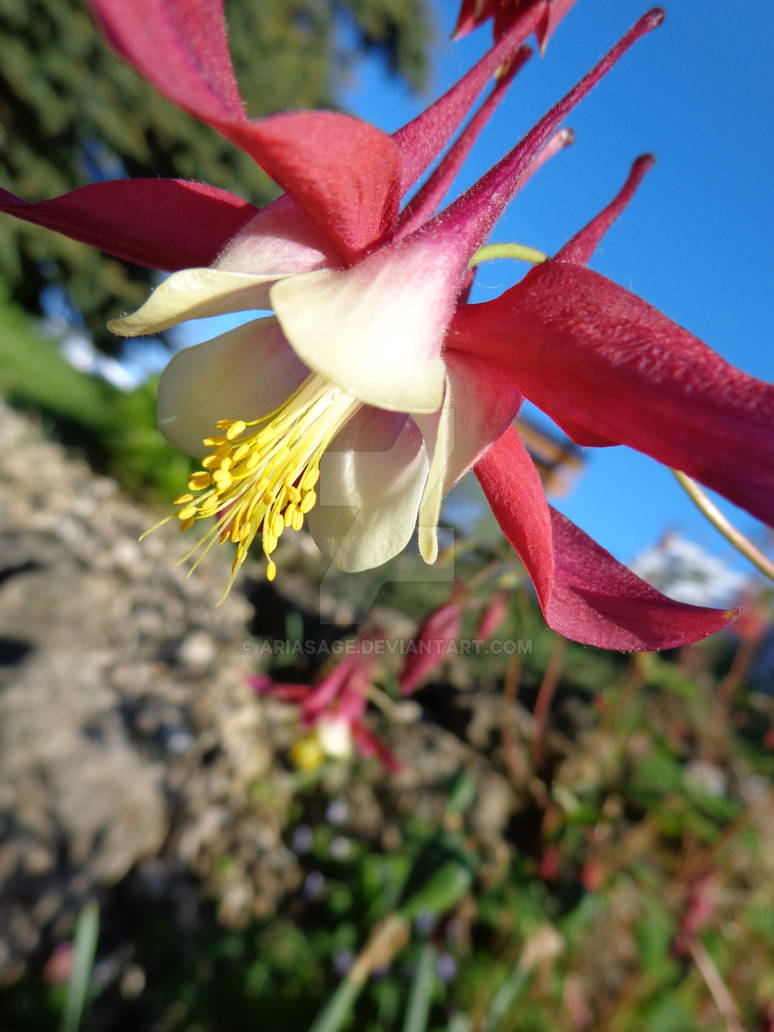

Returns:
0,400,273,982
177,629,218,672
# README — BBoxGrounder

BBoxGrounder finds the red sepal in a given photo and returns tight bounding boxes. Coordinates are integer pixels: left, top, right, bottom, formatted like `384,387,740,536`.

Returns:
475,426,735,651
0,178,256,270
454,263,774,527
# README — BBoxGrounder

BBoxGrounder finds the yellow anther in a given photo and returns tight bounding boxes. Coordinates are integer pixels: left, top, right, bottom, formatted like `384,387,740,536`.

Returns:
226,420,247,440
188,472,212,491
271,513,285,539
299,490,317,514
179,517,195,532
155,373,361,598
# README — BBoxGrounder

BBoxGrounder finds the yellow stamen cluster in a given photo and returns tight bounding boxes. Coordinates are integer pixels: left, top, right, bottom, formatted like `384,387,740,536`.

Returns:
150,374,360,601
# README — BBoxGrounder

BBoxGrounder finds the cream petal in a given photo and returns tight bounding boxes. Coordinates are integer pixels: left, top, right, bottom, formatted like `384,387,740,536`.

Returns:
412,384,449,565
215,194,341,275
308,407,429,572
270,236,454,414
413,352,522,562
108,268,282,337
157,316,307,455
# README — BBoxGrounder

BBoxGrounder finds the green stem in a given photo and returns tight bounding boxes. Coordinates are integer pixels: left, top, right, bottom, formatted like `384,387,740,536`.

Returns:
470,243,548,267
402,945,437,1032
310,914,410,1032
60,902,99,1032
481,969,530,1031
671,470,774,584
308,976,364,1032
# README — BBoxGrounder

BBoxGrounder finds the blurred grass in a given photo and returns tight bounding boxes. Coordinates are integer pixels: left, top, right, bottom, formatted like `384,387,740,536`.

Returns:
0,286,192,501
0,288,109,425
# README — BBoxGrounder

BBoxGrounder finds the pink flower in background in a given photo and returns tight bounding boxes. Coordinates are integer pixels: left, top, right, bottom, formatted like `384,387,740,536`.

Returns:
250,637,401,772
398,583,511,695
399,585,472,696
2,1,773,651
474,590,511,643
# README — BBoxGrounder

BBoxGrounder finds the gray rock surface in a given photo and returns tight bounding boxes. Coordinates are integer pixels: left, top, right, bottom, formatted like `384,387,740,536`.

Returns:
0,400,271,983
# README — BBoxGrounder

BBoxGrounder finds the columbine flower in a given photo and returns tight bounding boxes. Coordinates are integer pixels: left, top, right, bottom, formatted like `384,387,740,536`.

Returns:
2,1,773,652
250,637,401,772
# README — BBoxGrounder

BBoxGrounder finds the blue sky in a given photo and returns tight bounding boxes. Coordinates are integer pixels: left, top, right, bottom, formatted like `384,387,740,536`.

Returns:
339,0,773,573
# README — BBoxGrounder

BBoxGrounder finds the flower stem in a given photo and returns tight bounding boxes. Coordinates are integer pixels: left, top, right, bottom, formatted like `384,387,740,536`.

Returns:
687,938,744,1032
531,636,567,768
671,470,774,583
61,903,99,1032
310,915,409,1032
402,944,437,1032
470,243,548,267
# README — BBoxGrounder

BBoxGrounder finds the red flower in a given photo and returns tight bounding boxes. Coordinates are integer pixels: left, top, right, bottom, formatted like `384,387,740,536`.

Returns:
398,583,472,696
473,589,511,643
250,637,401,771
1,2,771,652
398,582,510,695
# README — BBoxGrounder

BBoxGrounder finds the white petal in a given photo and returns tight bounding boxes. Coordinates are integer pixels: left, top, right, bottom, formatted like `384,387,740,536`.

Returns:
108,268,282,337
270,235,456,414
413,353,522,563
157,317,307,455
412,384,449,565
215,194,341,275
317,719,354,759
308,407,428,572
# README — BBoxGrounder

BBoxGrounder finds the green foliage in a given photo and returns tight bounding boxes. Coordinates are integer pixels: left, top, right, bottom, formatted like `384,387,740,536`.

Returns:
0,286,110,424
0,0,433,353
0,289,192,499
